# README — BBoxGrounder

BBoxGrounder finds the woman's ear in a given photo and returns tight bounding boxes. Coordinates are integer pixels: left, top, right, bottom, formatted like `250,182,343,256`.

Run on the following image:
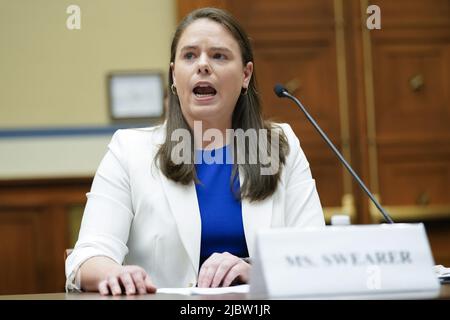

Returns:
242,61,253,89
170,62,176,86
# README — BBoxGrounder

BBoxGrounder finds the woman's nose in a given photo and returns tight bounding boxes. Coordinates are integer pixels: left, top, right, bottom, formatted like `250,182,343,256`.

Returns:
197,54,211,74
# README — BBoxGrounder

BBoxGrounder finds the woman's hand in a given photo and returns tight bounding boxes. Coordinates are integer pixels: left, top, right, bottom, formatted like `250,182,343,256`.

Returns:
197,252,251,288
97,265,157,296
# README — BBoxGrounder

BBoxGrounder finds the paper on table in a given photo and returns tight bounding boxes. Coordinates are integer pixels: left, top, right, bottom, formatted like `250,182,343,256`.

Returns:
434,264,450,276
434,265,450,283
157,284,250,295
191,284,249,295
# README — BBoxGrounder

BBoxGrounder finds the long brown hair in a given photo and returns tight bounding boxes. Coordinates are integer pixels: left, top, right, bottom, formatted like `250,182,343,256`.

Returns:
156,7,289,201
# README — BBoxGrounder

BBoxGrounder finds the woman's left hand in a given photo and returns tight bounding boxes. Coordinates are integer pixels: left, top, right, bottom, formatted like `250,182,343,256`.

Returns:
197,252,250,288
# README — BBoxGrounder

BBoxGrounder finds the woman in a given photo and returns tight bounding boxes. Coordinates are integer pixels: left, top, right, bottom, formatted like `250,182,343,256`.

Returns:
65,7,324,296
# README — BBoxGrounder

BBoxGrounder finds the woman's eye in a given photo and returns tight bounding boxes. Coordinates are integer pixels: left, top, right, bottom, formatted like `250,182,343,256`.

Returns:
184,52,195,59
213,53,227,60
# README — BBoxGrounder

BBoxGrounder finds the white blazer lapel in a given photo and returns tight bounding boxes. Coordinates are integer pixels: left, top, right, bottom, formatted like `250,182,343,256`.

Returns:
159,173,201,274
240,169,273,257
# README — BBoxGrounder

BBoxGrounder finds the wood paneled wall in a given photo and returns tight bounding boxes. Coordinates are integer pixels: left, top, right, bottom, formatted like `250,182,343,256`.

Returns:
370,0,450,213
0,178,91,294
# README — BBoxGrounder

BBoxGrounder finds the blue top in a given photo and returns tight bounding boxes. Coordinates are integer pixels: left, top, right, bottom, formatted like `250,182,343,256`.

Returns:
194,145,249,267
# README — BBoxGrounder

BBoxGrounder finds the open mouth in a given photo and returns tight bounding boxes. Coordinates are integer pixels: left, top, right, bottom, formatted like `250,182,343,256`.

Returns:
193,85,217,98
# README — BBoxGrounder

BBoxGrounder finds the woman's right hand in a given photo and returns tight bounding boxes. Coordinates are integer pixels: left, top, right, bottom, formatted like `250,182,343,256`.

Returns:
97,265,157,296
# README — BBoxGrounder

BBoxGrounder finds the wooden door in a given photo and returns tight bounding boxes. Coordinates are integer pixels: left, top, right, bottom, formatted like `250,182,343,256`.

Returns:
365,0,450,265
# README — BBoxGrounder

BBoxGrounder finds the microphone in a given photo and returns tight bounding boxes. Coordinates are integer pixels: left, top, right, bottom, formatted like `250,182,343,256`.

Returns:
274,84,394,224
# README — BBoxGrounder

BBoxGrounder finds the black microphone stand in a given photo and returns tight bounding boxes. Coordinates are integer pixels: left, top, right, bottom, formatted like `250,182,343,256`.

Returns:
274,84,394,224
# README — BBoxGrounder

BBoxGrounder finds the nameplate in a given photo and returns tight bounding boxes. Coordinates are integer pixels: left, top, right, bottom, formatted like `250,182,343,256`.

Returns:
250,223,440,298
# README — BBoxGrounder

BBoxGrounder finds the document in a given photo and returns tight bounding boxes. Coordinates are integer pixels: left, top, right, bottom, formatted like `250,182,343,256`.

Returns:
157,284,250,295
434,265,450,283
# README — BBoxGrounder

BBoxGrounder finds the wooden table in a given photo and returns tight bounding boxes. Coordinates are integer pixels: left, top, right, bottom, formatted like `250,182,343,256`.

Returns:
1,284,449,300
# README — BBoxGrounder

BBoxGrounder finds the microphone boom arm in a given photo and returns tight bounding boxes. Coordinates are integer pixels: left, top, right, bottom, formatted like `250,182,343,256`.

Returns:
276,86,394,224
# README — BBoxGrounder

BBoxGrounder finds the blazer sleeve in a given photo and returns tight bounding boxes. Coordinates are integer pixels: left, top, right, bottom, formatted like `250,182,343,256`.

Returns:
65,129,134,292
280,123,325,228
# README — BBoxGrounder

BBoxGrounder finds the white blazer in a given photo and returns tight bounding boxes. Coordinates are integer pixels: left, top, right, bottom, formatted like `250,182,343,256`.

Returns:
65,123,324,290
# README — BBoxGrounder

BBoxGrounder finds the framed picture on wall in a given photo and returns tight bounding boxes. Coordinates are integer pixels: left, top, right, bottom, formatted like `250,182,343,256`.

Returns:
107,71,164,122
